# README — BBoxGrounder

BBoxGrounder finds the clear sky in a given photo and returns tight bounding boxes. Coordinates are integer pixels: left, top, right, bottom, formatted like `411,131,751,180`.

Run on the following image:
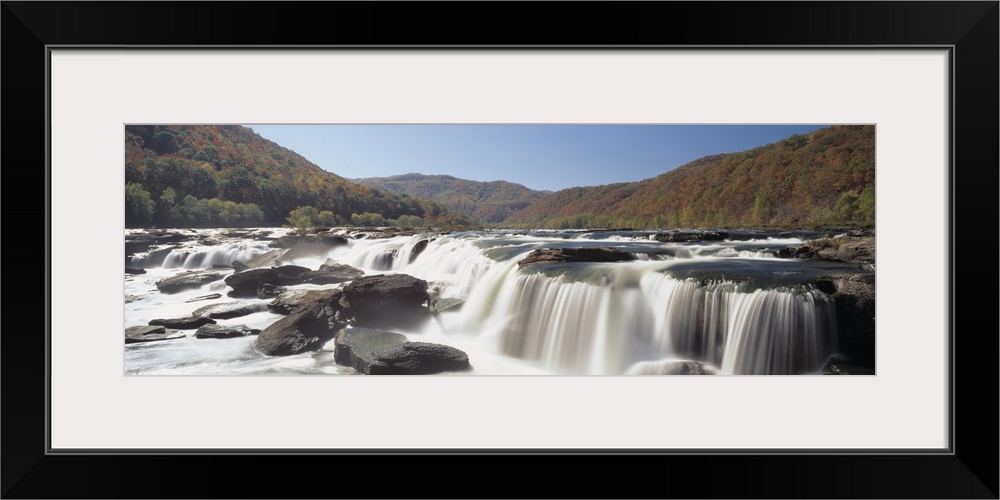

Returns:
247,124,828,192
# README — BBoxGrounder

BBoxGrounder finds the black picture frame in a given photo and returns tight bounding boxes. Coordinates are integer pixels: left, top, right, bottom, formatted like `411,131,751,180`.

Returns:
3,2,997,498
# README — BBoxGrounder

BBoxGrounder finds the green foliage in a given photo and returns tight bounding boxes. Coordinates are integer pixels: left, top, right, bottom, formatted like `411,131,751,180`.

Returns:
125,182,155,227
834,190,859,222
856,184,875,225
752,190,774,226
316,210,339,227
287,206,320,234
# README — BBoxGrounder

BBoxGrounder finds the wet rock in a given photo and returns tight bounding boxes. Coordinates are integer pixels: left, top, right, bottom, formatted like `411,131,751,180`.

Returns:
257,283,285,299
194,324,261,339
255,291,347,356
271,234,349,261
410,239,430,263
149,316,217,329
333,328,409,374
432,298,464,313
125,267,146,275
273,265,311,278
369,342,471,375
185,293,222,303
340,274,430,329
231,260,250,272
125,325,185,344
225,268,305,296
301,264,365,285
125,238,156,256
144,246,179,268
244,249,287,269
653,231,729,243
156,270,225,294
518,247,636,267
268,289,343,315
192,301,269,319
821,362,876,375
824,273,876,368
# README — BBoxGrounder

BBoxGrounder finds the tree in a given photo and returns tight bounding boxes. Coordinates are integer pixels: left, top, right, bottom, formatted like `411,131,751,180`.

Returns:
752,189,774,226
287,206,319,234
834,190,860,223
856,184,875,225
125,182,156,227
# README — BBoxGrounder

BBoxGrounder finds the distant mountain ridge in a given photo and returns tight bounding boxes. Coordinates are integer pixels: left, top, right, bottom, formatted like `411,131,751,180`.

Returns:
352,173,548,224
504,125,875,229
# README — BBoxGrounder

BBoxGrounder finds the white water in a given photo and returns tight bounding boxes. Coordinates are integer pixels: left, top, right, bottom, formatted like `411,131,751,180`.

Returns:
125,228,843,376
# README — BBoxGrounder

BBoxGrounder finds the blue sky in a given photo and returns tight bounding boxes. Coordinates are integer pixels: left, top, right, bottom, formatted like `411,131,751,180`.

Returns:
247,125,828,192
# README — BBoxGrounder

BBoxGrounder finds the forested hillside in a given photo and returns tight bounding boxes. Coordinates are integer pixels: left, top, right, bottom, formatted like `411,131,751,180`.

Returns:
352,174,547,224
505,125,875,229
124,125,449,228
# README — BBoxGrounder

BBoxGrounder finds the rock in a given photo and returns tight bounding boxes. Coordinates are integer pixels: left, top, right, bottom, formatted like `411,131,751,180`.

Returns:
231,260,250,272
125,239,155,256
192,301,269,319
826,273,876,368
125,325,185,344
257,283,285,299
518,247,636,267
625,360,718,375
156,270,225,294
409,239,430,263
333,328,409,374
194,324,261,339
149,316,217,329
268,289,343,316
212,264,234,269
340,274,430,329
653,231,729,243
271,235,349,261
369,342,471,375
775,245,813,259
144,246,179,268
125,267,146,275
821,362,876,375
224,268,284,296
255,291,347,356
778,236,875,266
244,249,287,269
432,298,464,313
185,293,222,303
273,264,311,278
300,265,364,285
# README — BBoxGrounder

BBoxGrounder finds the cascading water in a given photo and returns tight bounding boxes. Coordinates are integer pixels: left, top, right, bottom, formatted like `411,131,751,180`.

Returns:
125,228,854,376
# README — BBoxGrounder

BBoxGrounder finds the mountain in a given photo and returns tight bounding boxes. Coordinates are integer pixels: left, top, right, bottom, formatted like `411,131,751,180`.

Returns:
124,125,445,228
352,173,548,224
504,125,875,229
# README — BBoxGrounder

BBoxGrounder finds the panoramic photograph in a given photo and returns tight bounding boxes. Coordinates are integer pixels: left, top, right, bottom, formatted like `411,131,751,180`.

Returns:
124,124,875,376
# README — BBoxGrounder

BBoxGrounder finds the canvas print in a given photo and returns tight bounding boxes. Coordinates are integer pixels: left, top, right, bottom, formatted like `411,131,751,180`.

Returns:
124,124,875,376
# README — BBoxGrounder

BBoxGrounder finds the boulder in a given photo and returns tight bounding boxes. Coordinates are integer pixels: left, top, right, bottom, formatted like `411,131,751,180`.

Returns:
156,270,225,294
300,265,364,285
653,231,729,243
224,268,283,297
254,292,347,356
340,274,430,329
149,316,217,329
268,289,343,315
518,247,636,267
257,283,285,299
333,328,409,374
125,325,185,344
821,362,876,375
825,273,876,368
125,267,146,275
409,239,430,263
231,260,250,272
369,342,471,375
194,324,261,339
192,301,269,319
243,249,287,269
125,238,155,256
432,298,464,313
272,235,349,261
185,293,222,303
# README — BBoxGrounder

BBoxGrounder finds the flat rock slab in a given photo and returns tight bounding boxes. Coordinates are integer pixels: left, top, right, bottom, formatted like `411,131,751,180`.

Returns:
149,316,217,329
192,301,269,319
432,298,464,313
652,231,728,243
268,289,342,315
518,247,636,267
156,270,225,294
186,293,223,303
125,325,185,344
194,324,261,339
334,328,408,375
370,341,471,375
243,249,287,269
